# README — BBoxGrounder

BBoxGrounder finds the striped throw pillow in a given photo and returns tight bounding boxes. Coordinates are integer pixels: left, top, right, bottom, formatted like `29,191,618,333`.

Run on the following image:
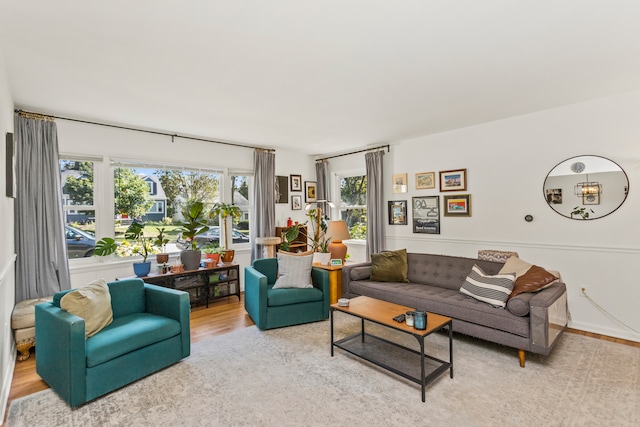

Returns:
460,265,515,308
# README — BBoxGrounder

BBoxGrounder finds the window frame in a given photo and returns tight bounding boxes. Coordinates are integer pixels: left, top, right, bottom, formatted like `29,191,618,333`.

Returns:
334,169,367,242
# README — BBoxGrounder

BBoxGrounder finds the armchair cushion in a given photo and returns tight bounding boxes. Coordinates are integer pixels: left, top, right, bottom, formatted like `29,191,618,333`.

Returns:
273,252,314,289
268,287,324,307
60,279,113,338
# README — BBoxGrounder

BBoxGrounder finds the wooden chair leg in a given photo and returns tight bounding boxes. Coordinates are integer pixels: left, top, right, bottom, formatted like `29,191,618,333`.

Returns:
518,349,525,368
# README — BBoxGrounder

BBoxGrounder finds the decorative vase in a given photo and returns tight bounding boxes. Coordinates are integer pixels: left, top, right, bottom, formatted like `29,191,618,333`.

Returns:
313,252,331,265
156,253,169,264
221,250,235,264
181,250,202,271
133,261,151,277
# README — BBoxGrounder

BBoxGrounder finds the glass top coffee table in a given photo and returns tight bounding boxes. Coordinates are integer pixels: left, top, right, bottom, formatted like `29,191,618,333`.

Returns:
330,296,453,402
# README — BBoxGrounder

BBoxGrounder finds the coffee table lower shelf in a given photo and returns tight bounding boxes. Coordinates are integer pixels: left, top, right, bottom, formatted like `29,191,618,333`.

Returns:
331,313,453,402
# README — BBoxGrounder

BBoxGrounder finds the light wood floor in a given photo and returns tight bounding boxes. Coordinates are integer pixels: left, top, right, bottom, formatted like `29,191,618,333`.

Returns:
3,296,639,425
2,294,253,426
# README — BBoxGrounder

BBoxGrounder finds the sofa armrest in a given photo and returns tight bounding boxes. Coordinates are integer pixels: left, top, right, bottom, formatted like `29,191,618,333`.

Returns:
341,261,372,297
311,267,330,316
35,302,87,407
529,282,569,355
145,283,191,357
244,266,269,329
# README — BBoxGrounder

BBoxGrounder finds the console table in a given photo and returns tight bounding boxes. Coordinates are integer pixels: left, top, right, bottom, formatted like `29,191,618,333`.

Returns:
119,264,240,308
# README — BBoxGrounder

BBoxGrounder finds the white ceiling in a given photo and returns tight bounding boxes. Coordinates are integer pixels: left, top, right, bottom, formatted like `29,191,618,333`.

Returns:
2,1,640,156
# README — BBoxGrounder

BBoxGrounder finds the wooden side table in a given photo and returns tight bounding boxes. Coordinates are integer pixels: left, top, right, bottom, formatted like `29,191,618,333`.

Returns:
312,263,344,304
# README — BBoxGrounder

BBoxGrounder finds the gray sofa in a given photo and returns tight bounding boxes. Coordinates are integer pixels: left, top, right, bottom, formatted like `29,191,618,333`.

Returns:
342,253,569,367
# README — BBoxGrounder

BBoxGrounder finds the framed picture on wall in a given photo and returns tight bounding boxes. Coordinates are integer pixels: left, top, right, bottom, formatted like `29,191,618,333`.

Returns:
388,200,407,225
275,175,288,204
583,194,600,205
392,173,408,193
439,169,467,192
415,172,435,190
6,133,15,198
291,195,302,210
412,196,440,234
305,181,317,203
443,194,472,217
290,174,302,191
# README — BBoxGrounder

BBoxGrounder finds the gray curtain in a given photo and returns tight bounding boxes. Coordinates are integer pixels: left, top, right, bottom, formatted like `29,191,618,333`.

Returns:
315,159,329,211
251,149,276,261
14,114,70,302
365,150,385,259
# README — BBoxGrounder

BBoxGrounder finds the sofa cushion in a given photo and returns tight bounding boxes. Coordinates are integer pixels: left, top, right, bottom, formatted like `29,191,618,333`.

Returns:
349,266,372,281
459,265,515,308
406,253,503,290
60,279,113,338
85,312,181,368
371,249,408,282
267,286,324,307
273,252,313,289
511,265,558,298
506,292,534,316
477,250,519,263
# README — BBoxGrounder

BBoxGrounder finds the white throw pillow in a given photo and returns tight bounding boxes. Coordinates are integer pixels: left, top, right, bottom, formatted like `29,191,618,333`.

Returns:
273,252,314,289
60,278,113,338
460,265,515,308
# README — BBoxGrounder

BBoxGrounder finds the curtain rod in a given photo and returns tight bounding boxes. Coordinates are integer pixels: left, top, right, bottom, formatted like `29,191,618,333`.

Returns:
14,109,275,152
317,144,389,161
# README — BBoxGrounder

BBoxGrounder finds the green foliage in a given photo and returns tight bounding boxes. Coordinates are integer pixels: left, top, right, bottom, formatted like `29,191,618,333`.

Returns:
202,241,222,254
306,208,329,252
155,170,185,217
180,201,210,250
94,237,117,256
211,202,242,249
123,222,155,262
62,161,94,205
153,227,169,249
571,206,595,219
349,222,367,240
114,168,154,219
279,222,307,252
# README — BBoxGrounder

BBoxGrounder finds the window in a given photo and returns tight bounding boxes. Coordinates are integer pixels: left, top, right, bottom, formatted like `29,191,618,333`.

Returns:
60,159,97,258
230,174,251,239
338,175,367,240
114,165,221,256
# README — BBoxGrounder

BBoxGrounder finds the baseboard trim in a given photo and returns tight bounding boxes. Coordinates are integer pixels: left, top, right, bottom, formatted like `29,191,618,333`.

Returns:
566,327,640,348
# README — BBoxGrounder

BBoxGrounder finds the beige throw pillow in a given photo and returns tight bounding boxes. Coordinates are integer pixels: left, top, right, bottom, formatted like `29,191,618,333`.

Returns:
60,278,113,338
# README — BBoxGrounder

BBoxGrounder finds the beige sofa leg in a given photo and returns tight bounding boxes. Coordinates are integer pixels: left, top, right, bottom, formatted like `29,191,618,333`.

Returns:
518,349,525,368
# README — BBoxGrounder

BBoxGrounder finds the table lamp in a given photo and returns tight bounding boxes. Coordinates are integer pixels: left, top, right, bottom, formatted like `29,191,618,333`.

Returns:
325,220,350,262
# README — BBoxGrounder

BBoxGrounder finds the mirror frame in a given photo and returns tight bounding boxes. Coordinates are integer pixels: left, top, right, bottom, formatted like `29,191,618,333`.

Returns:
543,155,629,220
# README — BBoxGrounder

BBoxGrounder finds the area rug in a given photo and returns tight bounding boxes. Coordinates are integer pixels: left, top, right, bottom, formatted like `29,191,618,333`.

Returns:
7,314,640,426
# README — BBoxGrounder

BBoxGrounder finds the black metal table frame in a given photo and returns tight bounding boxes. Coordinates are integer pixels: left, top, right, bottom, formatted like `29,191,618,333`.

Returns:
330,308,453,402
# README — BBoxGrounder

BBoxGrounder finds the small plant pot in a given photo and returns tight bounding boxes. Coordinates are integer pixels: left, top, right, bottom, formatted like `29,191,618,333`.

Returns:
133,261,151,277
156,253,169,264
206,253,221,266
181,250,202,271
313,252,331,265
221,250,235,264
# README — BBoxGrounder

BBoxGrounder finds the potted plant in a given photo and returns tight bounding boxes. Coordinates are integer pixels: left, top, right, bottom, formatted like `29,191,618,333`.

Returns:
154,226,170,264
314,237,332,265
210,202,242,263
279,222,306,252
202,241,223,266
179,201,210,270
95,222,158,276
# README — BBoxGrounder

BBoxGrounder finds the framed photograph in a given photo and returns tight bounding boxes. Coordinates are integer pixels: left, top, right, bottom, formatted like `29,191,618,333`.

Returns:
6,133,15,198
439,169,467,192
290,174,302,191
412,196,440,234
304,181,317,203
415,172,435,190
275,175,288,204
291,195,302,210
583,194,600,205
392,173,408,193
546,188,562,205
443,194,472,217
388,200,407,225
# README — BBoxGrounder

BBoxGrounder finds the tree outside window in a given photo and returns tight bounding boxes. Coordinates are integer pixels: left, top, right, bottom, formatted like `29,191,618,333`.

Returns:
339,175,367,240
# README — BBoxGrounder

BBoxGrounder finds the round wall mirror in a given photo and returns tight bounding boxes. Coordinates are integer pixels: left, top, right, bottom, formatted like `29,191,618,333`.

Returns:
543,155,629,220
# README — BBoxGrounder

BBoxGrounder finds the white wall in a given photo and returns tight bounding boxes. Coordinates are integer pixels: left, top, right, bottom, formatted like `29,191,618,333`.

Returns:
374,91,640,342
56,120,315,287
0,49,15,422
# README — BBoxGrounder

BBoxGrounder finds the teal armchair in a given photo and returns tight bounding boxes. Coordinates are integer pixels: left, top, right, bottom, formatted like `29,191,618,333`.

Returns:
244,258,330,330
35,278,190,407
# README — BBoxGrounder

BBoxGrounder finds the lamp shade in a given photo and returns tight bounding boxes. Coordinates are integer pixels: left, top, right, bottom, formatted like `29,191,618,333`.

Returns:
325,220,350,261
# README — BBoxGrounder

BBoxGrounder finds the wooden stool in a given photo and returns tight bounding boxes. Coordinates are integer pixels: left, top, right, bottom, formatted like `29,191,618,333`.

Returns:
11,296,53,361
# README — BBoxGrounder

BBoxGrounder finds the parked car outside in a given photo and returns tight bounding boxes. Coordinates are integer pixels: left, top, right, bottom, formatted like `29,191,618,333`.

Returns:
65,225,96,258
176,226,249,249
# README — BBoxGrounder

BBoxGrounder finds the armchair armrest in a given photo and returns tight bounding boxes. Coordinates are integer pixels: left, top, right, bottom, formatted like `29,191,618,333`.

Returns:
244,266,269,329
342,261,372,297
35,302,87,407
145,283,191,357
311,267,330,316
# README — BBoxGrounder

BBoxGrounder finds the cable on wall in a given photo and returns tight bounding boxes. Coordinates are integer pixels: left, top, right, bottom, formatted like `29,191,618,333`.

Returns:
581,287,639,334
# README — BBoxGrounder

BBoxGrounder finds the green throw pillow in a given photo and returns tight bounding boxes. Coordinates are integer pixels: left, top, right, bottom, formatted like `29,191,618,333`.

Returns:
371,249,409,282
